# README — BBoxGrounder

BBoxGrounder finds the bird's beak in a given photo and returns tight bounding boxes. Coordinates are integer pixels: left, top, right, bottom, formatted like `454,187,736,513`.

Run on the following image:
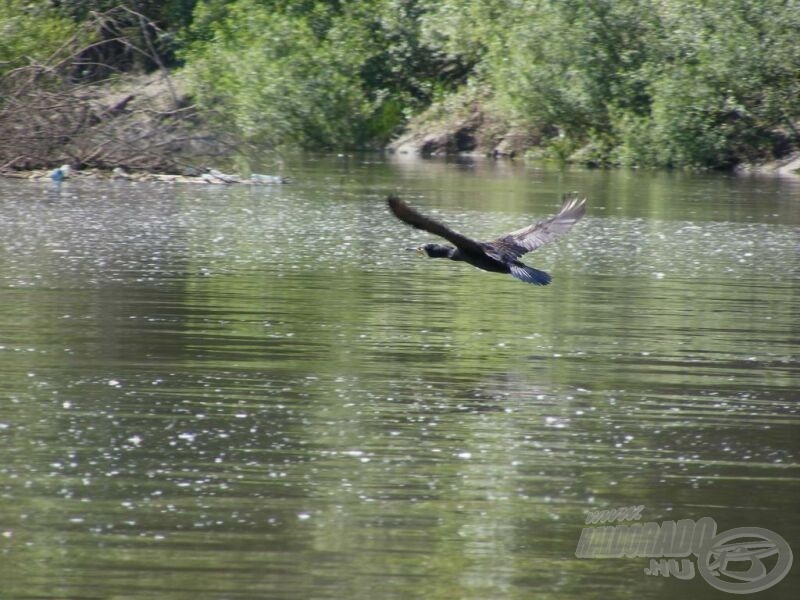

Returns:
405,247,425,256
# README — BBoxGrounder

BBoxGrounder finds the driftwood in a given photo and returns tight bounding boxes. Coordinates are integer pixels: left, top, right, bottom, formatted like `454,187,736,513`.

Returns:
0,7,235,174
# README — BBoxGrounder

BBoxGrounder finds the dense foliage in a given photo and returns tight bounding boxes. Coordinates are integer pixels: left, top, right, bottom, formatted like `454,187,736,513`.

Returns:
0,2,80,71
180,0,471,149
3,0,799,168
428,0,800,168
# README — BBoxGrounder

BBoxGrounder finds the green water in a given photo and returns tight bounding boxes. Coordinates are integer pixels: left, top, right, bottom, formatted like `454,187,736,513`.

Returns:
0,157,798,599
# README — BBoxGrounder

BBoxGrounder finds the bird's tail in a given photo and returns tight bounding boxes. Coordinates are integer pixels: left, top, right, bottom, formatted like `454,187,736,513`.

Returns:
509,264,552,286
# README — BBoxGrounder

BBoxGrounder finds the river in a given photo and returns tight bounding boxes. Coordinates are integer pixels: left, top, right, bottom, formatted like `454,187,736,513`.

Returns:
0,156,798,598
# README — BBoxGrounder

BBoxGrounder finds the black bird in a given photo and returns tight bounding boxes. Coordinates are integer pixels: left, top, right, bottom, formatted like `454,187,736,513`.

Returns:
387,194,586,285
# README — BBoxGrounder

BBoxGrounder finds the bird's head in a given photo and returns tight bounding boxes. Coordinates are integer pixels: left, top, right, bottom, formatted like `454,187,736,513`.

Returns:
405,243,454,259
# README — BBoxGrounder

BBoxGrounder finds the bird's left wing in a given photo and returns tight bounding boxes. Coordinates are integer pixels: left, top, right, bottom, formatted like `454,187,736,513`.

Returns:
387,195,487,257
491,193,586,259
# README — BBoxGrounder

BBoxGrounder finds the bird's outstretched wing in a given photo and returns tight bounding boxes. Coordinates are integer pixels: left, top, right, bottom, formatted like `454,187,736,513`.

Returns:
387,195,487,258
491,193,586,259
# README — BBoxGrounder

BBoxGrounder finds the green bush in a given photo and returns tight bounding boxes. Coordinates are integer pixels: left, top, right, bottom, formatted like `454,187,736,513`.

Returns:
420,0,799,168
180,0,468,150
0,2,80,76
643,0,800,168
182,3,373,149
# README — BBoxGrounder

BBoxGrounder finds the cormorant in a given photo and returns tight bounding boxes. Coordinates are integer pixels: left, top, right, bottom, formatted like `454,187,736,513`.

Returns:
387,194,586,285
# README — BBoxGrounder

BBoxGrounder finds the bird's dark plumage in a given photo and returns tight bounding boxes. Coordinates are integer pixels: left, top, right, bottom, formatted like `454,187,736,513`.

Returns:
387,194,586,285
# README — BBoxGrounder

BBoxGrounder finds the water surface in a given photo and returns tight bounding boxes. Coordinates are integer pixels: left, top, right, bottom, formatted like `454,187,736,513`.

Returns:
0,158,798,598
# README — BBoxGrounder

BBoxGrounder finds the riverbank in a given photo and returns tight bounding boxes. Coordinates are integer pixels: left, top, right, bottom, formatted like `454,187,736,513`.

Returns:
4,3,799,176
3,165,288,186
2,69,798,180
388,99,800,176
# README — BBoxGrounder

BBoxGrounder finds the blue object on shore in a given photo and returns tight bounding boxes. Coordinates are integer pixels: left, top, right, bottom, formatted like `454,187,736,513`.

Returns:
50,165,71,182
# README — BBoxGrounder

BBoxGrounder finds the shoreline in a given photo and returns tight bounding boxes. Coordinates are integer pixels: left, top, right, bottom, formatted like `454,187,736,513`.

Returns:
0,166,288,185
3,151,799,185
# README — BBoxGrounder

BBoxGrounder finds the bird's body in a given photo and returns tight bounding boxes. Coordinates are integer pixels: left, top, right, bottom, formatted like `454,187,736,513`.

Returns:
387,194,586,285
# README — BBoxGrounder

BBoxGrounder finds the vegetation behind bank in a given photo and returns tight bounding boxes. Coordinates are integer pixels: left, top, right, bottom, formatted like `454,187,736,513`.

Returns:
2,1,799,171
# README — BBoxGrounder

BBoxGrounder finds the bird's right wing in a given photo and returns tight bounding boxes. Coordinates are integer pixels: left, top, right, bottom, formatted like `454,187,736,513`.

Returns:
490,193,586,258
387,195,487,257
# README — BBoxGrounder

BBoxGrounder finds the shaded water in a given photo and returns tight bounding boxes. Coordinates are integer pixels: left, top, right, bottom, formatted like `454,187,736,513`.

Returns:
0,157,798,599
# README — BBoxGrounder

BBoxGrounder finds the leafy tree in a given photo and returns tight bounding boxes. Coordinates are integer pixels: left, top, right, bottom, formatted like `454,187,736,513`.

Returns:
0,1,80,75
181,2,371,148
181,0,470,149
643,0,800,167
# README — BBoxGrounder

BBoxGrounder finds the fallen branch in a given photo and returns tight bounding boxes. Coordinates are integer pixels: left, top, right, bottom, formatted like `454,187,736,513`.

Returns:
0,7,236,174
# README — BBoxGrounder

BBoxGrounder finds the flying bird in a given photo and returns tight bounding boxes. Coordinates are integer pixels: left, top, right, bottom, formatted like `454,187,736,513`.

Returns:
387,194,586,285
